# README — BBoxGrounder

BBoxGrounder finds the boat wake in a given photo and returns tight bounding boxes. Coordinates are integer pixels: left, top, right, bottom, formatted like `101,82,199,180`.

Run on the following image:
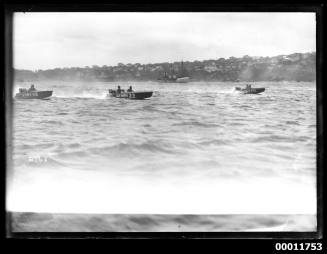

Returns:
231,87,243,93
53,91,108,99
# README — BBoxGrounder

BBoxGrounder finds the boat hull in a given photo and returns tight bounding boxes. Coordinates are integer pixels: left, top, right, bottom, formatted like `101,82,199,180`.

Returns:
108,91,153,100
235,87,265,94
15,90,53,99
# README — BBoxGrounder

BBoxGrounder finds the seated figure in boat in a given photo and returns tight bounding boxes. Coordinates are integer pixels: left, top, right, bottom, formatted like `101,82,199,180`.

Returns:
28,84,37,92
245,84,252,90
117,85,121,95
127,86,133,92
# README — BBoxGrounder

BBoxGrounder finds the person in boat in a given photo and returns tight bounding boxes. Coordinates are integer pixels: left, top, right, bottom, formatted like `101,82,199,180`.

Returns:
127,86,133,92
28,84,36,92
117,85,121,95
245,84,252,90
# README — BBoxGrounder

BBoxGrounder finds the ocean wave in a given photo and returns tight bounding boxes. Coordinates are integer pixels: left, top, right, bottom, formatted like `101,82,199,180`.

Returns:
40,120,64,125
50,141,180,162
251,135,308,143
16,143,56,150
67,143,82,148
198,139,228,146
285,120,300,125
141,104,158,112
173,121,220,128
88,142,178,156
56,150,88,159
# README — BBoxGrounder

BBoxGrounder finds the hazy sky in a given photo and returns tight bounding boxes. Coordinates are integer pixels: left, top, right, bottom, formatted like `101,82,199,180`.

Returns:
14,12,316,70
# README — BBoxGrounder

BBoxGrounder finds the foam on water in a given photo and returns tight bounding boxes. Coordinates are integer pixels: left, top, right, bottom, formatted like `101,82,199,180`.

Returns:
53,90,108,99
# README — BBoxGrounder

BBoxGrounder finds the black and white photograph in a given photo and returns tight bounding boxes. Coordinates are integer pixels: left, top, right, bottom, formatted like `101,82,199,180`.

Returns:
6,11,318,234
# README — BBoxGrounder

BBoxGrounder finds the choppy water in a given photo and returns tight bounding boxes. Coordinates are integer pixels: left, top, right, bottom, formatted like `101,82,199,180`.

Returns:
8,81,317,231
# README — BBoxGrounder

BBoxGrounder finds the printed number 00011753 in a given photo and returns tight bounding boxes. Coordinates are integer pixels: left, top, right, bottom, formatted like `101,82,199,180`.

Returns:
275,243,322,251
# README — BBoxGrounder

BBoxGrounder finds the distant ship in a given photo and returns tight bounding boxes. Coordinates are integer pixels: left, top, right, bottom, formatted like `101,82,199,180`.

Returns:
157,61,190,83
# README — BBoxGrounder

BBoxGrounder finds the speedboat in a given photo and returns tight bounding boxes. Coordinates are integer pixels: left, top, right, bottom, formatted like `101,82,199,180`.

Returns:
235,85,265,94
108,89,153,100
15,88,53,99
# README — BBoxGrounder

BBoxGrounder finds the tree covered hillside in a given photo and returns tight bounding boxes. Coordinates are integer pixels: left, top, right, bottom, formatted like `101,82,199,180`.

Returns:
15,52,316,82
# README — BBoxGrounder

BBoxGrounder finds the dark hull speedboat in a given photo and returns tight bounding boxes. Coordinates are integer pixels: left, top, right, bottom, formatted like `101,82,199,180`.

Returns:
15,90,53,99
108,90,153,100
235,87,265,94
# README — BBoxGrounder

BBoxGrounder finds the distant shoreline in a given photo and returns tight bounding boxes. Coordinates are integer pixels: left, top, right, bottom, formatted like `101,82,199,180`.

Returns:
14,52,316,83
